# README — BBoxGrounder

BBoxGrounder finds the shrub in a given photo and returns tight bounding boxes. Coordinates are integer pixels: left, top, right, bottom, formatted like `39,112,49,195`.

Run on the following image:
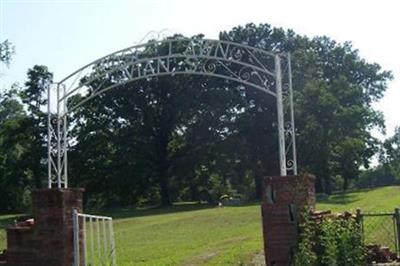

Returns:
294,211,317,265
295,211,364,266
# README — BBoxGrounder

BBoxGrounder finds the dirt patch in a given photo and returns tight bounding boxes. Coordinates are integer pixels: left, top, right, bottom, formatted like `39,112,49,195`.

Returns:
250,250,265,266
183,237,255,265
184,251,219,265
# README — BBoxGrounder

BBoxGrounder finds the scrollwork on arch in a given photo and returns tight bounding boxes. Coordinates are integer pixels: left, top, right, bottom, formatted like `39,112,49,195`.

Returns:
286,159,294,170
58,38,278,115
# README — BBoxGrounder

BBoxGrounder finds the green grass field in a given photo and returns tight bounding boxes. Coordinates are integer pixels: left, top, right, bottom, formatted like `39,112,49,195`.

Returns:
317,186,400,213
1,186,400,265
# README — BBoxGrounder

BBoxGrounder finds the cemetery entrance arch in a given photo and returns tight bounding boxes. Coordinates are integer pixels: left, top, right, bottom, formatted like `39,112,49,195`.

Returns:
47,37,297,188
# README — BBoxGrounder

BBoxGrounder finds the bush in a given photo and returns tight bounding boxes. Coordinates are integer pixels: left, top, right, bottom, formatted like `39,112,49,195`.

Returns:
294,211,317,265
295,211,364,266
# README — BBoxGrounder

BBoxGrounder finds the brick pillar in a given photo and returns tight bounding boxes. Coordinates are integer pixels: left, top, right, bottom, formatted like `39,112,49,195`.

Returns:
6,188,84,266
261,174,315,266
6,226,37,265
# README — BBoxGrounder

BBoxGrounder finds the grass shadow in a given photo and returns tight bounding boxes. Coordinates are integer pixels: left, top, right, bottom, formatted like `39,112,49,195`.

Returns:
98,202,216,219
317,193,359,205
95,201,262,220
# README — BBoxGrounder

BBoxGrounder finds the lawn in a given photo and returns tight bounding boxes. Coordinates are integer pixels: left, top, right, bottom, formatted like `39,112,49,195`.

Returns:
1,186,400,265
317,186,400,213
108,204,263,265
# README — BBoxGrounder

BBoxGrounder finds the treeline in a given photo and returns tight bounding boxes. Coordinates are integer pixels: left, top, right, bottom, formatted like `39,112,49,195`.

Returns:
0,23,396,211
356,127,400,189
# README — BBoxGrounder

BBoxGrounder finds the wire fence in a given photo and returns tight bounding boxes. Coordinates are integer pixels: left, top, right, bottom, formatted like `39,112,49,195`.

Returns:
359,208,400,256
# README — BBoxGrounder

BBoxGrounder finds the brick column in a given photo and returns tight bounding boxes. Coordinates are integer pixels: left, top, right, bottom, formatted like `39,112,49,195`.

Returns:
6,188,84,266
261,174,315,266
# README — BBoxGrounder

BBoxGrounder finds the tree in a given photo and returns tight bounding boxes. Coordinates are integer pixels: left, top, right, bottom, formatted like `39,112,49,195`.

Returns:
20,65,53,188
42,23,393,210
297,37,391,192
0,87,31,211
221,23,392,193
0,66,52,212
381,127,400,178
0,39,14,66
68,35,246,206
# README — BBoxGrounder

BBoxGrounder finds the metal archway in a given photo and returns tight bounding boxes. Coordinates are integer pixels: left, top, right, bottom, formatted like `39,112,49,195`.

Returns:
47,37,297,188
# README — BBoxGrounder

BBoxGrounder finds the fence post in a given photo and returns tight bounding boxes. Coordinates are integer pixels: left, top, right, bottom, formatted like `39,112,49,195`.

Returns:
356,208,362,223
395,208,400,256
356,209,364,244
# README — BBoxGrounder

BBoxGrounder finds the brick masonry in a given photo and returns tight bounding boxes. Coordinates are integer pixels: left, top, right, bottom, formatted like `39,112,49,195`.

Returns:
261,174,316,266
3,188,84,266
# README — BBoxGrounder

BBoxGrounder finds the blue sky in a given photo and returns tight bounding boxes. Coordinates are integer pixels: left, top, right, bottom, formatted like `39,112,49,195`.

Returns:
1,0,399,137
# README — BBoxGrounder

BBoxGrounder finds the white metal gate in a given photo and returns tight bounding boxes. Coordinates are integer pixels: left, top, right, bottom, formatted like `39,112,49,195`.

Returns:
73,209,117,266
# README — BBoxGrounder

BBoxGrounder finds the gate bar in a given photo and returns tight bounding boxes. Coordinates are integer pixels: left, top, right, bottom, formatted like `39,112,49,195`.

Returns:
73,209,80,266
